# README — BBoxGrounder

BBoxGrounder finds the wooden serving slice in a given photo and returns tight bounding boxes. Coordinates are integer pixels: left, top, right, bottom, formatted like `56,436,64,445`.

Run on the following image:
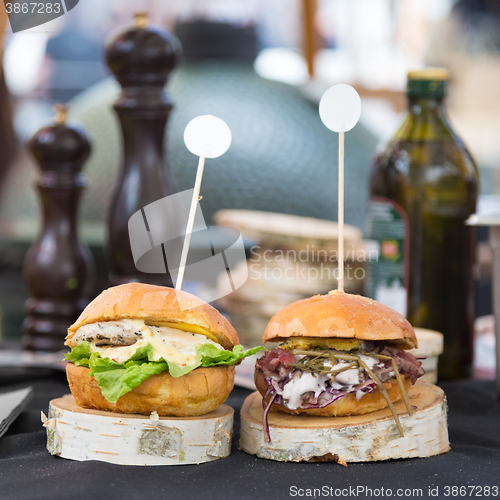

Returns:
239,381,449,462
43,395,233,465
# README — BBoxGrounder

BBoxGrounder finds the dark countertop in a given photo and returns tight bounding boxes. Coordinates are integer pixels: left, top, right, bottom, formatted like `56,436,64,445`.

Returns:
0,373,499,500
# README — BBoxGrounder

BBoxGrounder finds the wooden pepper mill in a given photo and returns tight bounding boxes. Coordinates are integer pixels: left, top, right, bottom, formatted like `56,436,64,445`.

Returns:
23,105,95,351
105,12,181,286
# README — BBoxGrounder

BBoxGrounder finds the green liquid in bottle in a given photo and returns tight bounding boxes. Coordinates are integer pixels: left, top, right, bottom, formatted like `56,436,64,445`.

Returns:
367,69,479,379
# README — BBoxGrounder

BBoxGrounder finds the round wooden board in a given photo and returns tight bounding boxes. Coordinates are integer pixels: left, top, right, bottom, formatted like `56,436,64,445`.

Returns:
43,395,234,465
239,381,449,462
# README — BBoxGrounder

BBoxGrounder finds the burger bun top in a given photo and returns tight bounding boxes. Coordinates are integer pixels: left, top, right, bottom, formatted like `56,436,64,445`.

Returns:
263,290,417,350
67,283,239,350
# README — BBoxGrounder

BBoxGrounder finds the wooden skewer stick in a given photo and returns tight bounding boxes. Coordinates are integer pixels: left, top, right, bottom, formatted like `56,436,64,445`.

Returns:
338,131,344,292
177,115,231,291
318,84,361,293
175,156,206,291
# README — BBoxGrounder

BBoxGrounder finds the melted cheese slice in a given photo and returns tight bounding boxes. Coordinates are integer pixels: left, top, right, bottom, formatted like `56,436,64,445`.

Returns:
152,321,219,343
79,319,223,367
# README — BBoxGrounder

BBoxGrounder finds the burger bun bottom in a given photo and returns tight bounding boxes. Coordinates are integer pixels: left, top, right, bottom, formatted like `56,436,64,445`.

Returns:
67,363,235,417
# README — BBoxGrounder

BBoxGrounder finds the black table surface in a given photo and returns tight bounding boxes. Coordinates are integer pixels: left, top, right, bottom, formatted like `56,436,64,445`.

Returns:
0,372,499,500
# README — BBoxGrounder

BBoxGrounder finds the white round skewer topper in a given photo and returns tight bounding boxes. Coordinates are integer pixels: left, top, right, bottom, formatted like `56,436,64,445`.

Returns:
319,84,361,293
184,115,232,159
176,115,232,291
319,84,361,133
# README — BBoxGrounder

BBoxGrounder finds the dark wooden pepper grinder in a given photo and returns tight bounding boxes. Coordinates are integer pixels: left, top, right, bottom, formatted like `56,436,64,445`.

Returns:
105,12,181,286
23,105,95,351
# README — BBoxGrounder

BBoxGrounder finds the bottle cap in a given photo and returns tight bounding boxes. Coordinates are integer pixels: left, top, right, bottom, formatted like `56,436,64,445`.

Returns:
407,67,449,97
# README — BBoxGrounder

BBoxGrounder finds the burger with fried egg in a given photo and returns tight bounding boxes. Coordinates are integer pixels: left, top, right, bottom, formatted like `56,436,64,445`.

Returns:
64,283,262,416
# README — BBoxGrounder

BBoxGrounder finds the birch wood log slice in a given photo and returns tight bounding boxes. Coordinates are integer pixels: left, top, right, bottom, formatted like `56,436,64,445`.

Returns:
44,395,233,465
239,381,449,462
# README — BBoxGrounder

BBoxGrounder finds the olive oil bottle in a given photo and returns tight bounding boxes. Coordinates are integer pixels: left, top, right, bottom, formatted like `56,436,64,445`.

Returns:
366,69,479,378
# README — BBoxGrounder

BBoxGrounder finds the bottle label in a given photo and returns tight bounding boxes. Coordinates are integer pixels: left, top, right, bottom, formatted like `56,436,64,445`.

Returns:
366,198,409,316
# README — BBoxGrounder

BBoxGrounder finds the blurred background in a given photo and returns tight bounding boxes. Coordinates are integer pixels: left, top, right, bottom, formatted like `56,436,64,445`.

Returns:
0,0,497,378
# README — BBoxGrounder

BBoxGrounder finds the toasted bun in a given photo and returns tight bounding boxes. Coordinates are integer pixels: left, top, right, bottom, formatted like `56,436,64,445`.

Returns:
255,368,412,417
67,283,238,349
67,363,235,417
263,290,417,350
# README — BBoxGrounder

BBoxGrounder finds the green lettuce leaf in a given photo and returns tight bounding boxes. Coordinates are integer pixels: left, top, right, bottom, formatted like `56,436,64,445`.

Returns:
198,344,265,367
63,342,92,367
64,341,265,404
90,356,168,403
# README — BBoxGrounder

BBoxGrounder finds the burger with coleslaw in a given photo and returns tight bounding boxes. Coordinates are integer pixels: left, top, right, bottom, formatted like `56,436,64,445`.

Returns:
255,290,424,441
